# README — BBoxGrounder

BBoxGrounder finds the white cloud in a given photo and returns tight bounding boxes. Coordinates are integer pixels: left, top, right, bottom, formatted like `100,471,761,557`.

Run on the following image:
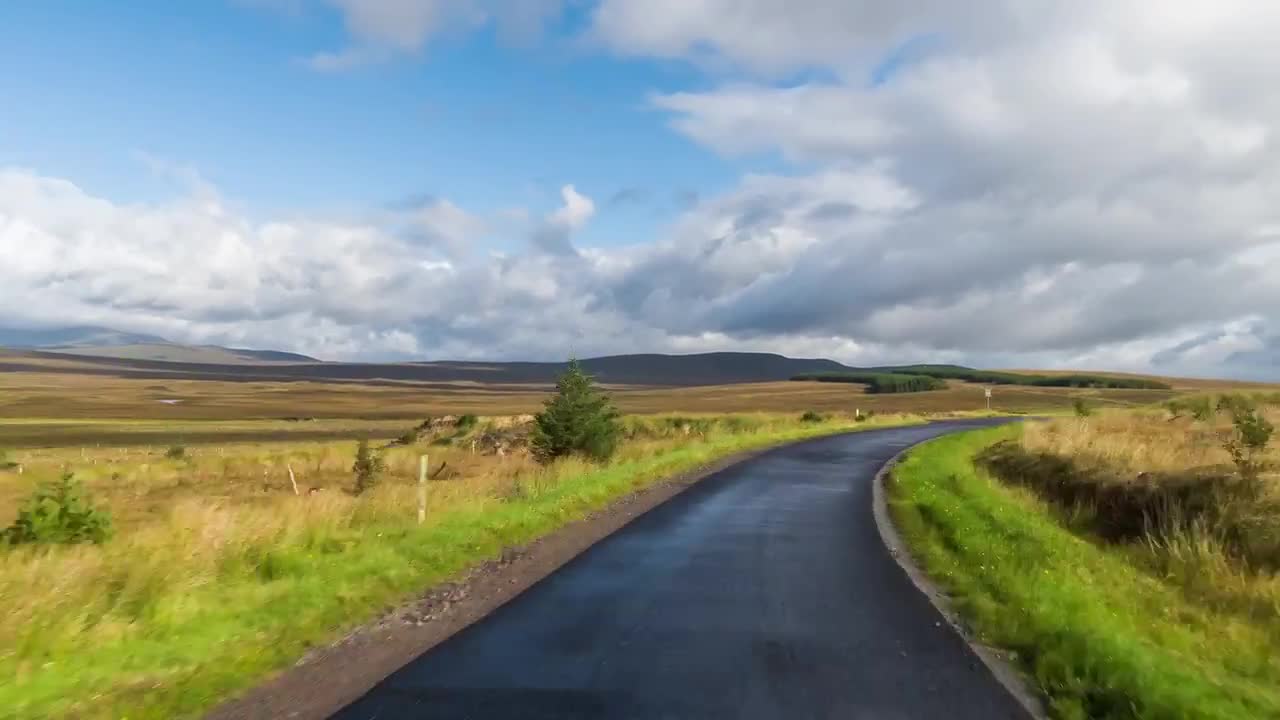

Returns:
531,184,596,255
551,185,595,230
7,1,1280,378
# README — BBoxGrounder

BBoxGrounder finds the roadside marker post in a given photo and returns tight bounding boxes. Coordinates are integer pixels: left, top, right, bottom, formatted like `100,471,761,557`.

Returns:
985,387,992,411
418,454,429,525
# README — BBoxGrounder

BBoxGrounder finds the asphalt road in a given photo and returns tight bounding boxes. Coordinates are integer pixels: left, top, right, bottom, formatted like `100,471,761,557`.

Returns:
334,420,1031,720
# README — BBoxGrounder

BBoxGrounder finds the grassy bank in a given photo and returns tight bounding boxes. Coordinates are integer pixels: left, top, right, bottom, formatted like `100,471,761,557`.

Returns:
888,426,1280,720
1,412,921,719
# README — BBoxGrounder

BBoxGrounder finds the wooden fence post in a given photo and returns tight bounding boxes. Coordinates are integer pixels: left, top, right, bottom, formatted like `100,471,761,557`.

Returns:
418,454,428,524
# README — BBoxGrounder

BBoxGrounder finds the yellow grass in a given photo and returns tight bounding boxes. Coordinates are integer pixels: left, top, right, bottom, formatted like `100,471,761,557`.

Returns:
1022,407,1280,475
1000,404,1280,623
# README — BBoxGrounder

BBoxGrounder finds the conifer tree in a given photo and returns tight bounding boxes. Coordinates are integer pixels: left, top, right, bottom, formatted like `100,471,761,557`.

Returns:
530,359,622,463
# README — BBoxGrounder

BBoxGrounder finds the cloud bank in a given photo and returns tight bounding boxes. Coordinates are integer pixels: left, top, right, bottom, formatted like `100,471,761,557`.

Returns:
6,0,1280,378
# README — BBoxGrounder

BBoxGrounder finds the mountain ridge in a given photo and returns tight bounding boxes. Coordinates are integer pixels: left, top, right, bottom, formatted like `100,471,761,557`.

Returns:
0,326,319,364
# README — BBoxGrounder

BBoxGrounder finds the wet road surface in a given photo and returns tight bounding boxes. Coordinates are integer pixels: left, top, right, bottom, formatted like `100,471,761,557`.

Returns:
334,420,1031,720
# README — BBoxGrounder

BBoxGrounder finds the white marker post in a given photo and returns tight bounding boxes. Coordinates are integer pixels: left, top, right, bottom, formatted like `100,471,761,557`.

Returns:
417,454,429,525
985,387,992,411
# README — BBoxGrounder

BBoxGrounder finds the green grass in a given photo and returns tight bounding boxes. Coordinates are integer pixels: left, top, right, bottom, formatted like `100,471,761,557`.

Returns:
887,427,1280,720
2,415,922,719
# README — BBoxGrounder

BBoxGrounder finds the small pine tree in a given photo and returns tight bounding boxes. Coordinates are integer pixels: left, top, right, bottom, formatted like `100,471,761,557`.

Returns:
1222,406,1274,485
3,472,113,545
351,440,385,495
530,359,622,464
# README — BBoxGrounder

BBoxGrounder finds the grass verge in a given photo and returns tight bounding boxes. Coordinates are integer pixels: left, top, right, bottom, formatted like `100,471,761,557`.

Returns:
2,414,921,719
887,427,1280,720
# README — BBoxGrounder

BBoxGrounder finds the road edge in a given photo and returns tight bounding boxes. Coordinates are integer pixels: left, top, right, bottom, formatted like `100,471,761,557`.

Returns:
871,437,1049,720
207,433,851,720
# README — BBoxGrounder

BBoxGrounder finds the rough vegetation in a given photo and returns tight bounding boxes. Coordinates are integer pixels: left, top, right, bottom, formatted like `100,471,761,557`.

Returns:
890,394,1280,719
792,365,1171,393
890,428,1280,720
351,439,385,495
2,472,113,546
529,359,622,463
873,364,1173,390
983,398,1279,570
790,371,946,393
0,408,926,719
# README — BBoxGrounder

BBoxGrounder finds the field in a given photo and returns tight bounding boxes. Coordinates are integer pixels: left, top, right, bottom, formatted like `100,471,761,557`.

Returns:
2,355,1275,719
888,400,1280,719
0,364,1209,448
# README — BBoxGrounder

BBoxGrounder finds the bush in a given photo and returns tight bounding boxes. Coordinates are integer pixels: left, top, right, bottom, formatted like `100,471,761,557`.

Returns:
1072,398,1093,418
455,414,479,431
1216,393,1256,416
165,445,187,460
1166,396,1213,421
351,440,386,495
800,410,825,423
2,472,113,546
1222,406,1274,484
530,359,622,464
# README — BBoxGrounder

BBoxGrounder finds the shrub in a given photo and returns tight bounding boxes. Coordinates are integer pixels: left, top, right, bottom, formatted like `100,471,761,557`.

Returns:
165,445,187,460
530,359,622,464
1187,396,1214,421
351,440,386,495
455,414,479,431
1072,398,1093,418
1222,406,1274,485
2,472,113,546
1216,393,1256,417
800,410,825,423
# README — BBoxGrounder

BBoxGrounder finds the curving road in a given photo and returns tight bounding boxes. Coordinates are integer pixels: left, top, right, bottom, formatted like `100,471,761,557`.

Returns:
334,420,1031,720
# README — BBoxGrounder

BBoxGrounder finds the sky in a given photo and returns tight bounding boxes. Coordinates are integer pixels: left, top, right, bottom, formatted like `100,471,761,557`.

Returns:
1,1,1278,379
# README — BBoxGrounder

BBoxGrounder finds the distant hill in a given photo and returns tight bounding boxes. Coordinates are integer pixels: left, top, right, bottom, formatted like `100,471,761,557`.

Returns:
0,349,855,386
0,326,319,364
0,325,169,348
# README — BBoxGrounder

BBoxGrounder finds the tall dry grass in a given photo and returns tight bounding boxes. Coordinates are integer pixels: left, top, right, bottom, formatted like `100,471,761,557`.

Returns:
986,405,1280,626
1021,407,1279,475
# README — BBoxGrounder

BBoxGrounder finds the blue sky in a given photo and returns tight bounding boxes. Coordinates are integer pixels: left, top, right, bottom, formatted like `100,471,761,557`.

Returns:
0,1,758,248
1,1,1276,377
